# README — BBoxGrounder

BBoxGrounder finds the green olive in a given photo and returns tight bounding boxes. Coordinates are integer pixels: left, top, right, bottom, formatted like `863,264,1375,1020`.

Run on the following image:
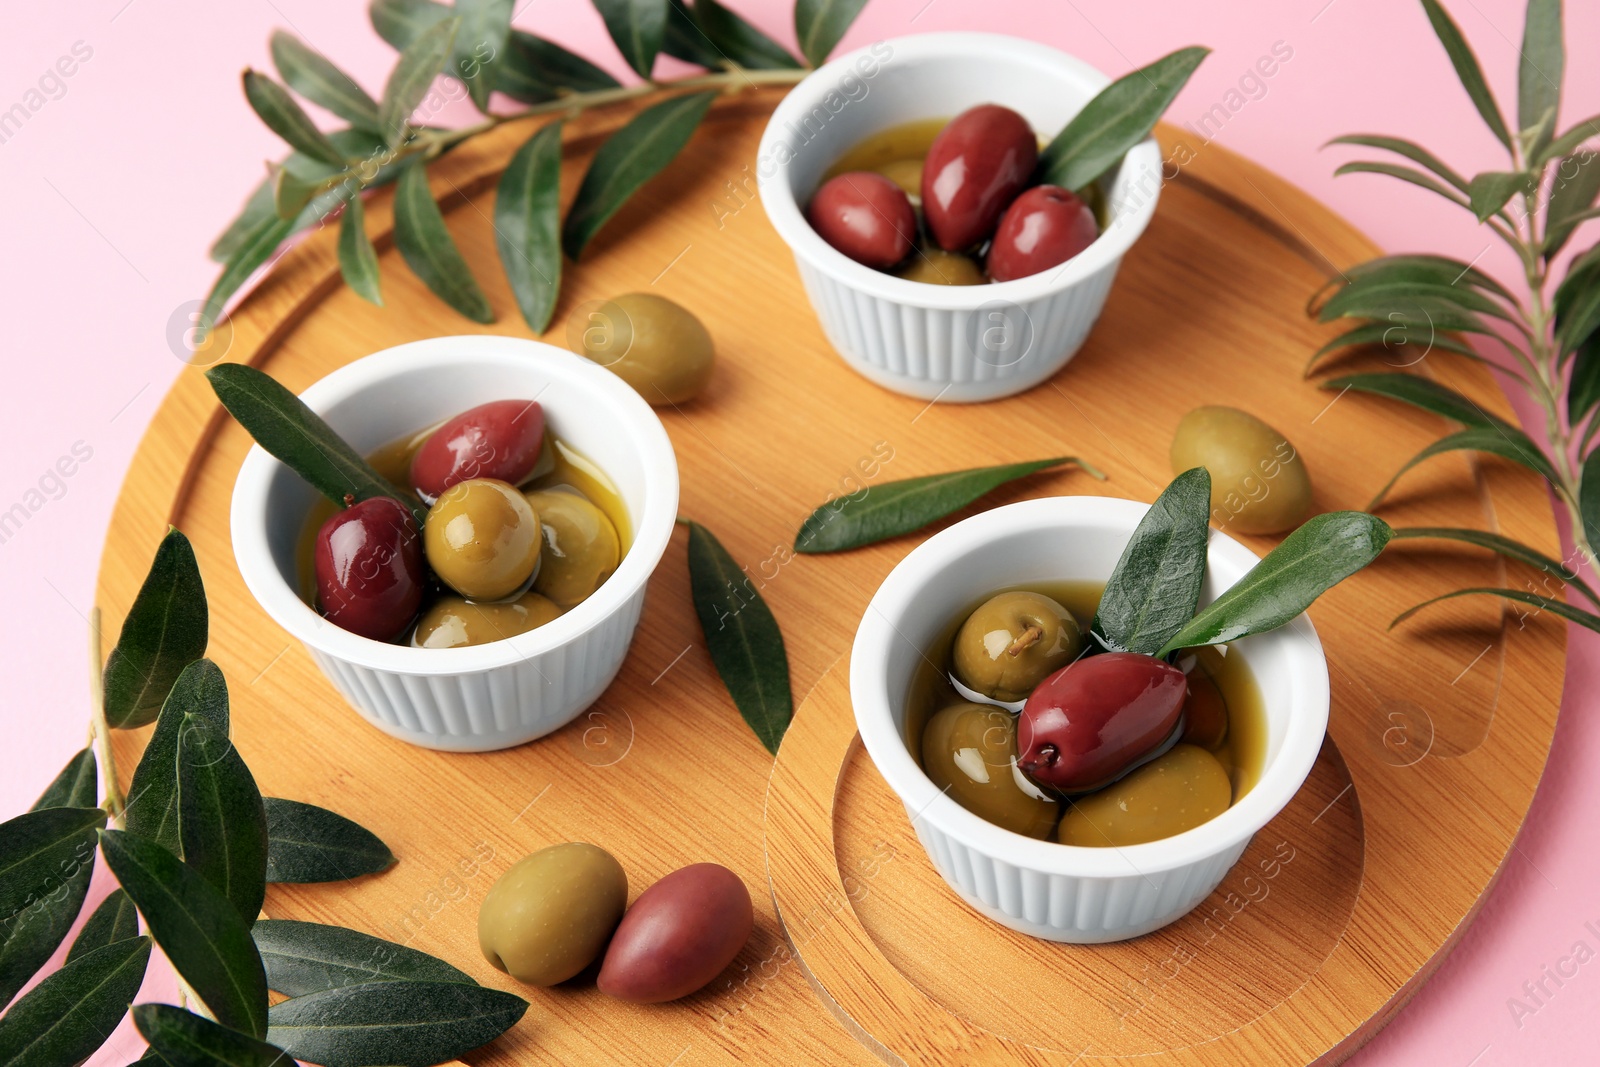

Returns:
951,591,1082,702
876,158,923,198
423,478,542,601
478,842,628,986
525,489,621,609
1170,406,1313,534
576,293,714,405
411,591,562,649
1056,744,1231,847
921,702,1059,839
897,248,987,286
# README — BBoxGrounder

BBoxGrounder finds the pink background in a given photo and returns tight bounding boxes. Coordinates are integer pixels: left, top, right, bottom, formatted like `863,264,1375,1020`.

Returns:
4,1,1598,1063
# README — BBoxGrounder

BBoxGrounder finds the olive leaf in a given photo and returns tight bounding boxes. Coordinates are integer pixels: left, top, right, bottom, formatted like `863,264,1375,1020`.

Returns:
379,16,459,146
1039,46,1210,193
243,70,348,167
1517,0,1563,135
664,0,723,68
1324,134,1469,193
1420,0,1514,152
794,0,869,67
1467,170,1533,222
1581,448,1600,560
793,457,1103,554
266,980,528,1067
1092,467,1212,656
0,806,101,1009
1555,249,1600,355
1369,426,1559,509
0,937,151,1067
270,30,381,132
124,659,229,854
132,1004,291,1067
178,696,269,923
1304,323,1487,378
100,828,270,1038
338,192,383,306
198,211,299,344
1308,252,1517,305
451,0,514,112
31,747,97,811
562,91,716,259
504,30,621,93
102,527,208,730
394,163,495,322
1321,371,1514,430
682,520,792,754
263,797,396,884
1538,112,1600,167
1159,512,1394,655
1392,586,1600,634
253,919,474,995
1544,153,1600,258
1333,160,1472,211
1568,333,1600,431
1391,526,1599,605
593,0,667,79
495,121,564,333
370,0,451,51
695,0,801,69
66,889,141,963
273,164,327,220
206,363,426,524
1318,276,1516,328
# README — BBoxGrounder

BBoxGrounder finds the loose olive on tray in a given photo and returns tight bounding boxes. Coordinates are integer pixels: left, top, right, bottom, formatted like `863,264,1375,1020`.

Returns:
410,399,545,501
921,702,1058,839
424,478,542,601
806,171,917,270
313,496,425,642
597,863,754,1003
478,842,628,987
576,293,715,406
1170,406,1313,534
952,590,1082,702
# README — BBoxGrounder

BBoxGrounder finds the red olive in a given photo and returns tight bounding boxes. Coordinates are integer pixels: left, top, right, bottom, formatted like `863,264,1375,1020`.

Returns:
806,172,916,270
314,496,424,642
921,104,1038,251
410,400,545,501
986,185,1098,282
596,863,753,1003
1016,652,1188,794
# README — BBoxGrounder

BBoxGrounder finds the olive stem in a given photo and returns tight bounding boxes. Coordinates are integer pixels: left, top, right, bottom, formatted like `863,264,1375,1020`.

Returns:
1006,625,1043,657
87,607,125,828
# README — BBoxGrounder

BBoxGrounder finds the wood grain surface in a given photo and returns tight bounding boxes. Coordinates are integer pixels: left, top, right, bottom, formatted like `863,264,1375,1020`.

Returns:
93,92,1564,1066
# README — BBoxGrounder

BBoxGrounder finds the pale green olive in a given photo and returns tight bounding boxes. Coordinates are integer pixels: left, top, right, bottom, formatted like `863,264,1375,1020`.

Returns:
576,293,714,405
423,479,542,601
921,702,1059,839
478,842,628,987
876,158,923,198
1056,744,1232,847
897,248,986,286
1170,406,1313,534
525,489,620,609
952,591,1082,702
411,591,562,649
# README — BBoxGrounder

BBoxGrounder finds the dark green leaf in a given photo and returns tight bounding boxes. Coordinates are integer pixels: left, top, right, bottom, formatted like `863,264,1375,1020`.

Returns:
271,31,381,132
1325,134,1469,192
451,0,514,112
125,659,228,853
1039,46,1209,193
794,457,1101,553
664,0,723,68
1467,170,1532,222
1568,333,1600,431
243,72,345,168
263,798,395,884
495,122,563,333
1312,252,1516,304
1420,0,1514,151
205,363,425,523
31,748,96,811
393,164,494,322
0,807,99,1009
338,193,383,306
66,889,141,963
1392,586,1600,633
132,1004,290,1067
1318,277,1514,327
0,936,150,1067
272,164,326,221
794,0,869,67
1159,512,1393,655
503,30,620,93
198,211,299,345
696,0,801,69
99,828,269,1038
1555,252,1600,354
1546,153,1600,258
1333,160,1473,209
103,528,208,730
1304,322,1486,377
178,698,268,923
1517,0,1563,135
683,520,792,754
1581,447,1600,565
1092,468,1212,655
593,0,667,79
1538,112,1600,165
370,0,450,51
1369,426,1559,509
1525,106,1560,165
1392,526,1598,606
1321,371,1514,430
379,16,459,146
253,920,472,995
562,91,716,259
266,980,527,1066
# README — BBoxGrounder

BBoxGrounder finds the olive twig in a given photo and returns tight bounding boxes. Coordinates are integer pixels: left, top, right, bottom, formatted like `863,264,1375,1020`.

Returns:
86,607,125,828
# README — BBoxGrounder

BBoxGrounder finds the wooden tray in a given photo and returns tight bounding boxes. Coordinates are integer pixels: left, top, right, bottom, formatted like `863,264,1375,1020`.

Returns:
95,92,1564,1067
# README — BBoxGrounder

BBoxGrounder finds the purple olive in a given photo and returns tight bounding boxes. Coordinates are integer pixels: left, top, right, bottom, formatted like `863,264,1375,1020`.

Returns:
921,104,1037,251
314,496,424,642
986,185,1098,282
596,863,753,1003
806,172,916,270
410,400,545,501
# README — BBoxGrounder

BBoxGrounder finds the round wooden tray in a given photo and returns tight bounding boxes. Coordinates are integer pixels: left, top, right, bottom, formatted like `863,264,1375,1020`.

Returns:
95,92,1563,1067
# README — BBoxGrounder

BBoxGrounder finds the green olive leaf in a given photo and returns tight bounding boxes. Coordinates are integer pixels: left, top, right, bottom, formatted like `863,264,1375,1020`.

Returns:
0,936,151,1067
1538,112,1600,167
1333,160,1473,211
562,91,716,259
503,30,621,93
794,457,1103,554
1160,512,1393,655
253,919,474,995
379,16,459,146
266,980,528,1067
0,806,101,1009
100,828,270,1038
1304,323,1487,378
1567,333,1600,432
1545,153,1600,258
1580,448,1600,566
1368,426,1559,510
695,0,801,69
178,698,269,924
1517,0,1563,136
1320,371,1515,430
1092,467,1212,656
592,0,667,79
338,193,383,306
1467,170,1534,223
451,0,514,112
31,747,97,811
198,210,299,345
243,70,348,167
394,163,495,322
1318,276,1516,328
1391,526,1599,606
794,0,869,67
270,30,381,132
272,164,329,221
370,0,451,51
1324,134,1469,192
102,527,209,730
132,1004,291,1067
205,363,426,524
682,520,792,754
1554,256,1600,356
1392,586,1600,634
1420,0,1514,152
1307,252,1517,308
495,121,564,333
66,889,141,963
664,0,723,68
263,798,395,884
124,659,229,855
1039,46,1210,193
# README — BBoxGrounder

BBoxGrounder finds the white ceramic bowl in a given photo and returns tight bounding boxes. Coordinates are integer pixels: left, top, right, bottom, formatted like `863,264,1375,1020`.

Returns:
851,497,1329,942
757,33,1163,403
230,337,679,752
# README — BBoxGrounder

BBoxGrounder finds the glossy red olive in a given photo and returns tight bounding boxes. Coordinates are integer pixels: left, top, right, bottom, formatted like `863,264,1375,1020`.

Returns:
806,172,916,270
986,185,1098,282
596,863,753,1003
314,496,424,642
1016,652,1188,794
921,104,1038,251
410,400,545,501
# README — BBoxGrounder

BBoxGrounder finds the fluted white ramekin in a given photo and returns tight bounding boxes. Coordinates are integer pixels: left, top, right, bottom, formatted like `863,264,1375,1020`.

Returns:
758,33,1163,402
230,337,679,752
851,497,1329,942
